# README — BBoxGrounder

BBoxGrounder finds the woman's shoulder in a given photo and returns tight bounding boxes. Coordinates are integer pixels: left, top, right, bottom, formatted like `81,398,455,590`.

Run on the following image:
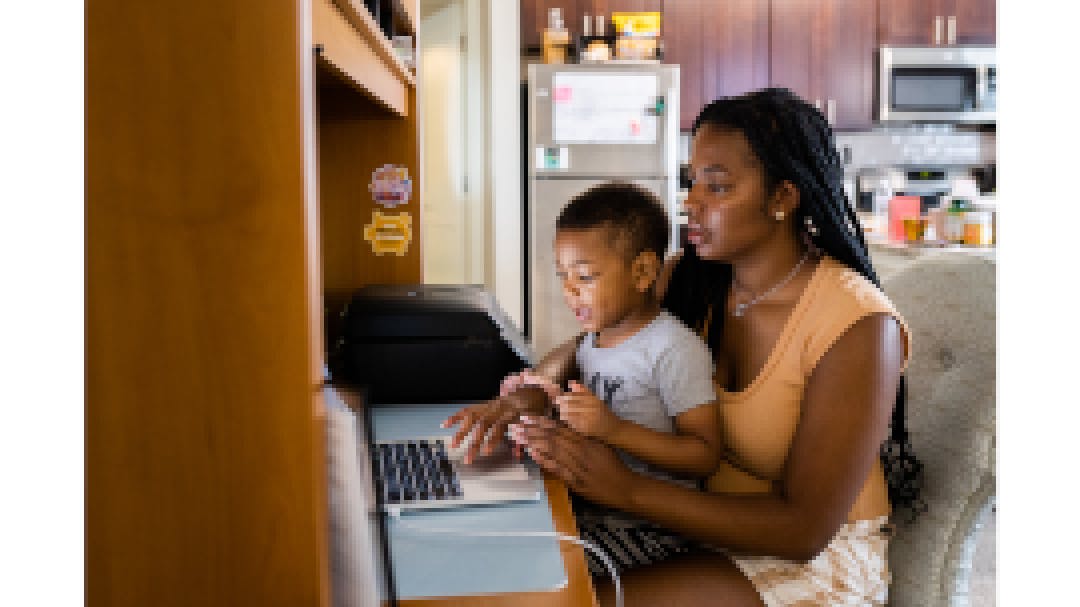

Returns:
815,256,898,313
798,255,910,372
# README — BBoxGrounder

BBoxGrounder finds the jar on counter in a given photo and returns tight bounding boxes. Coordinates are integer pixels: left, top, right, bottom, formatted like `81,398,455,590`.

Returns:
963,211,994,246
944,198,972,244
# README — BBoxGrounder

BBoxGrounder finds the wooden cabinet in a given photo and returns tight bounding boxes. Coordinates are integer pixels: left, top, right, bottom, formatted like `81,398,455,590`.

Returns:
663,0,703,130
949,0,997,45
879,0,996,46
87,1,420,605
771,0,877,129
701,0,770,119
664,0,769,130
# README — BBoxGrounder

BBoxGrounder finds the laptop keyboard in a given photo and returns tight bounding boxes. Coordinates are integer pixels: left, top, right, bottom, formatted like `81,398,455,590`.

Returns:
372,439,463,504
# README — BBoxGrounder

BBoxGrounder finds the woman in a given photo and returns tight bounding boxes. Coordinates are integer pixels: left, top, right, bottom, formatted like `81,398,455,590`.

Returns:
446,88,922,606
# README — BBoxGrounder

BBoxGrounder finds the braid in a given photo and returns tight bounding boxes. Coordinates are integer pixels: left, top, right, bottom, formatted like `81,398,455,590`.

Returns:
665,88,925,521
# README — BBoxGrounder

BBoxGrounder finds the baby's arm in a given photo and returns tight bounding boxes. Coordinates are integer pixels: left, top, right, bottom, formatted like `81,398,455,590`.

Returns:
556,382,720,478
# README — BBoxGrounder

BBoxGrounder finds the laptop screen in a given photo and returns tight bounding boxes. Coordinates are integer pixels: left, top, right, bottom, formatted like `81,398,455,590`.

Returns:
323,383,397,607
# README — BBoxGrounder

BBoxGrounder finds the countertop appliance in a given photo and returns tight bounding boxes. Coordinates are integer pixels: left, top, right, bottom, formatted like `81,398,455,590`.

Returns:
526,63,679,358
879,46,995,123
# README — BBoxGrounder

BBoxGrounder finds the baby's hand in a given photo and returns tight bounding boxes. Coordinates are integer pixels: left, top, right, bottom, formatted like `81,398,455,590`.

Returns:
555,381,621,440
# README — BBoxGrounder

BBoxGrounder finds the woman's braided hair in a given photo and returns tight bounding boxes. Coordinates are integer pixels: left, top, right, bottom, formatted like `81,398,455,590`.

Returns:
663,88,925,521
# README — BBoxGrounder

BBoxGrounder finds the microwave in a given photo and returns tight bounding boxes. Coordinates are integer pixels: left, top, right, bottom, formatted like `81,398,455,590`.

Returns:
878,46,996,123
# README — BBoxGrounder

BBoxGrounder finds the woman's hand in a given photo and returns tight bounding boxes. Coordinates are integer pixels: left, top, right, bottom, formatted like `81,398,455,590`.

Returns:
508,415,638,510
555,380,623,440
442,384,549,463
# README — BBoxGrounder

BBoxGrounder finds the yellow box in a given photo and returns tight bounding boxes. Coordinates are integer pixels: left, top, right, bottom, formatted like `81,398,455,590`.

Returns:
611,12,661,37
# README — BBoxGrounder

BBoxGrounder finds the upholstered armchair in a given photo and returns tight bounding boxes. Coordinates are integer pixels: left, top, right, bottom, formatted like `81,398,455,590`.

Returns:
883,252,996,607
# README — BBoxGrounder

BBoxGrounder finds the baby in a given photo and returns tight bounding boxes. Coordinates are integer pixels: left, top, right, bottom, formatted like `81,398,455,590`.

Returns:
515,182,720,575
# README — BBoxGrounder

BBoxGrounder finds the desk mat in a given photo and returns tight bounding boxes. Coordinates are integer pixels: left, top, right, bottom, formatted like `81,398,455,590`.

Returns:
372,404,569,599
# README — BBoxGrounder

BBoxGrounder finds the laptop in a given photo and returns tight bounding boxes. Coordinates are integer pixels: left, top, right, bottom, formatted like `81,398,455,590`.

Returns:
369,414,545,513
324,385,551,607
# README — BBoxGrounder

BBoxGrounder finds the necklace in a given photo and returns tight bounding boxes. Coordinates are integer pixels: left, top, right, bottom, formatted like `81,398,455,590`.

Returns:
732,251,812,317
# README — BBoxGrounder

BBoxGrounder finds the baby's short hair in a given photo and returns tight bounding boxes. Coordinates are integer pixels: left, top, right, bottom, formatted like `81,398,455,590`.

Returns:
555,182,669,260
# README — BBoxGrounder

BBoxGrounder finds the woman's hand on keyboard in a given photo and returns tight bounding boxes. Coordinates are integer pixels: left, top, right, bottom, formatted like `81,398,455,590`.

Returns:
442,383,551,464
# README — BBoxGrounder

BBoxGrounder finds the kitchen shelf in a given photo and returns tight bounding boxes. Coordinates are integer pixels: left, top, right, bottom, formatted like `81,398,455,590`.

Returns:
314,0,415,116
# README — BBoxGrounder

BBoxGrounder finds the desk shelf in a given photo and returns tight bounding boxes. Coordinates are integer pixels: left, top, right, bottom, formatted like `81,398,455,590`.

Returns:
314,0,416,116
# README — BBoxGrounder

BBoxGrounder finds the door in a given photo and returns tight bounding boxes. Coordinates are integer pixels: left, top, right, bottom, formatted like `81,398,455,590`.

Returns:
772,0,876,129
701,0,770,108
770,0,817,106
879,0,944,46
663,0,704,130
879,0,996,46
949,0,996,44
816,0,877,129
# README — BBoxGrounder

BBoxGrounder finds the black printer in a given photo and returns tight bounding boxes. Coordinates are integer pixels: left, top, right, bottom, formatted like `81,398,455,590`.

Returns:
332,284,533,404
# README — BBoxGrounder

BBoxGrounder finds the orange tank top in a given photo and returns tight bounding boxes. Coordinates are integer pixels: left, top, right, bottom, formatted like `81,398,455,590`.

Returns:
704,256,911,522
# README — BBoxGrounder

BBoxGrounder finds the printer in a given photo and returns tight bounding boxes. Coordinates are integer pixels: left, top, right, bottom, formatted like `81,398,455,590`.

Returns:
332,284,534,404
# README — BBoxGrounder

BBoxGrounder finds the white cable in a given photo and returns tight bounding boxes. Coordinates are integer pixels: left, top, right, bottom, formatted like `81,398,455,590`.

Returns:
392,516,623,607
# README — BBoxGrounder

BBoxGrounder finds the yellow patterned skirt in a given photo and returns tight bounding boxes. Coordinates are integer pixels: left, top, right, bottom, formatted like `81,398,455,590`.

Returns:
730,517,892,607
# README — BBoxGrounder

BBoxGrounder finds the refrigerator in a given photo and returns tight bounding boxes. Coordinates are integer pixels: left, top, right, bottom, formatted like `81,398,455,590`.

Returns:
526,63,680,358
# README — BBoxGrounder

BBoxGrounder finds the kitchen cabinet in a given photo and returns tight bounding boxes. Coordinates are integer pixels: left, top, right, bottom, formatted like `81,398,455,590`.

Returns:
663,0,703,130
664,0,769,130
879,0,996,46
771,0,876,129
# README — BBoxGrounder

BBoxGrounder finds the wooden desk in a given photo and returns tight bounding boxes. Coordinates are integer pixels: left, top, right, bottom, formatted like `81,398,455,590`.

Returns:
398,476,597,607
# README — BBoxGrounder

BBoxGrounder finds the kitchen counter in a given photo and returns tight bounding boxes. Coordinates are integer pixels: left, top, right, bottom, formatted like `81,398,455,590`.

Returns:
869,239,995,281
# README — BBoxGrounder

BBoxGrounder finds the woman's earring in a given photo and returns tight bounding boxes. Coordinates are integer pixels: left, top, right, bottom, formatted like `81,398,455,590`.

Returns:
804,215,819,236
774,210,786,221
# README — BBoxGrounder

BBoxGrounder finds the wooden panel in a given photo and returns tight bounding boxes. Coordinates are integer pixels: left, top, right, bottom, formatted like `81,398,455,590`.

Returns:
817,0,877,129
316,0,412,115
663,0,704,130
701,0,770,103
317,73,422,294
948,0,996,44
86,1,329,606
878,0,942,45
770,0,818,106
398,477,598,606
522,0,543,50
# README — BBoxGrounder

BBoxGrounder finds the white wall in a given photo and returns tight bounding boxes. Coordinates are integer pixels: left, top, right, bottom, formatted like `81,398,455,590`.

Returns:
486,0,524,328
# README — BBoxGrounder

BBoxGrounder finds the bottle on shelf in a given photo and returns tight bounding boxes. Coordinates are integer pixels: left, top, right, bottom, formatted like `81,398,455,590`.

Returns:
543,8,570,64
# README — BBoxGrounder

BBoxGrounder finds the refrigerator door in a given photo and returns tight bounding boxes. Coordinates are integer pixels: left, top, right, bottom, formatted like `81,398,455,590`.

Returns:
529,177,672,358
528,63,680,179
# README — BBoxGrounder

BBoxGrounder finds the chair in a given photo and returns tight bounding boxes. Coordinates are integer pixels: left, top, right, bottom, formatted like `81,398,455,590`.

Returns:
883,252,996,607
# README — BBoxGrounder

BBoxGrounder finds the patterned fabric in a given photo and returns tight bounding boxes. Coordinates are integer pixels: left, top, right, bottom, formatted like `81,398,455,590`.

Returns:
573,498,695,577
730,517,892,607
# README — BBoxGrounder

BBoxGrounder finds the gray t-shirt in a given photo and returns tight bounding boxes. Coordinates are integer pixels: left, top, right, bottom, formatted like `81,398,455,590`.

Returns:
576,309,717,486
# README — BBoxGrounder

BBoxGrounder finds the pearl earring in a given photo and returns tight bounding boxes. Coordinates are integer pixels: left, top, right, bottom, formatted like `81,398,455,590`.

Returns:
774,210,786,221
804,215,819,235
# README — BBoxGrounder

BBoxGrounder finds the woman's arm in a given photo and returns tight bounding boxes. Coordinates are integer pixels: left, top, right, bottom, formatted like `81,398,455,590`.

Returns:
515,313,903,562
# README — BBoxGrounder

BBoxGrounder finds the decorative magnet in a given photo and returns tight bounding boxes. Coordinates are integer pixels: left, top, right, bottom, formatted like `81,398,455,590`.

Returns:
368,164,413,208
363,211,413,256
